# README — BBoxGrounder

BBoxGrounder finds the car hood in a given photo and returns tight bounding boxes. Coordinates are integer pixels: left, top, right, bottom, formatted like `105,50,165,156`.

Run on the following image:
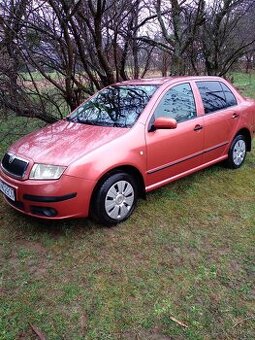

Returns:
9,120,129,166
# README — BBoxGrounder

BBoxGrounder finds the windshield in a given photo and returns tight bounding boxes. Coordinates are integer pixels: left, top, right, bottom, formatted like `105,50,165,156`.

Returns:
67,85,158,127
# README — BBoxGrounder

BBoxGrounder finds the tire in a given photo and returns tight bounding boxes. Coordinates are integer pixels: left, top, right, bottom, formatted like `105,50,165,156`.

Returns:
91,172,137,226
226,134,247,169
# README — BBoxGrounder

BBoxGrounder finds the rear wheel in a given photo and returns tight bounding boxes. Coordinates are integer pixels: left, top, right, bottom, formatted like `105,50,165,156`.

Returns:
91,172,137,226
226,135,247,169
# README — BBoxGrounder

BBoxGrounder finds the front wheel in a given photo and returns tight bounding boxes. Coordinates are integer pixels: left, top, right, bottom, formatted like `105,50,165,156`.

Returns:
226,135,247,169
91,172,137,226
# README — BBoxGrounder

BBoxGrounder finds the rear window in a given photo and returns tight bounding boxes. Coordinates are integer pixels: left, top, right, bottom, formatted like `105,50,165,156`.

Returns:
196,81,237,114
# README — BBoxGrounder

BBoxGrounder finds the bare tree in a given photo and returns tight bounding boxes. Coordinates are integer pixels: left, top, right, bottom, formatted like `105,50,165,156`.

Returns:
0,0,68,122
138,0,205,75
0,0,158,123
0,0,255,124
138,0,255,76
200,0,255,76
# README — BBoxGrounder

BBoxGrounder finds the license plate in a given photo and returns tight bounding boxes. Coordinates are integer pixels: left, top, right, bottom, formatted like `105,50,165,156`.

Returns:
0,180,16,201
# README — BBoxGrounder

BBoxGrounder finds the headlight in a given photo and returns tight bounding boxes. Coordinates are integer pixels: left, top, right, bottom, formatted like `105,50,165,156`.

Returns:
29,164,67,180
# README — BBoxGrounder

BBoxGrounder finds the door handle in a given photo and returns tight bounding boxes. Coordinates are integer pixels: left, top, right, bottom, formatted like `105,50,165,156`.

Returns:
194,124,203,131
232,113,239,119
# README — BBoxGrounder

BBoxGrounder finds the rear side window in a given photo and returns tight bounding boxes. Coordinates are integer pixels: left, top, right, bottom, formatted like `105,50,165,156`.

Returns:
220,82,237,107
154,83,197,123
196,81,237,114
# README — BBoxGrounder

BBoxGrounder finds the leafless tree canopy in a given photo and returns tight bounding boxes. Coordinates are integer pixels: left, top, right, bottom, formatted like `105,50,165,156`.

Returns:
0,0,254,122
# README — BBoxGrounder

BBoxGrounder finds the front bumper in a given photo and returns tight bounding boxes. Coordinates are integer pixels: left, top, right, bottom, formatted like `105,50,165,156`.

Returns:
0,168,95,219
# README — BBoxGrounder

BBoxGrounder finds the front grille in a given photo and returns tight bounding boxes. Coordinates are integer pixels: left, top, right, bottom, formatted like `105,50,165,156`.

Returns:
1,153,29,178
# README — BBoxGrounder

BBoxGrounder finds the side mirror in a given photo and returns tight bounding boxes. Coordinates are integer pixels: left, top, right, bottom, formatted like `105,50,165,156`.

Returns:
153,117,177,130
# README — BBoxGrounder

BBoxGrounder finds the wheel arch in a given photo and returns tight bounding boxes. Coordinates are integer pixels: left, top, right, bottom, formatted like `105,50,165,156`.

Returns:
234,128,252,151
89,165,146,214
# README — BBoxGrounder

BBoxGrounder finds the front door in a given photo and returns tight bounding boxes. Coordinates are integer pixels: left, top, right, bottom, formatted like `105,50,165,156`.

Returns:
146,83,204,190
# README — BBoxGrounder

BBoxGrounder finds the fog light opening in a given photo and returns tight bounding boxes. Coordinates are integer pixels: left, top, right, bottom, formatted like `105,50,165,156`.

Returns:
31,206,57,217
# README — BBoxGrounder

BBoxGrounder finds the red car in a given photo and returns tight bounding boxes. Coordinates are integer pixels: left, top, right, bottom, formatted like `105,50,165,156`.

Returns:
0,76,254,225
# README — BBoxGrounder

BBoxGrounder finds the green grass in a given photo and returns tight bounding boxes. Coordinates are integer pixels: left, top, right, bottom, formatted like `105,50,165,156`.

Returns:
230,71,255,98
0,115,45,156
0,73,255,339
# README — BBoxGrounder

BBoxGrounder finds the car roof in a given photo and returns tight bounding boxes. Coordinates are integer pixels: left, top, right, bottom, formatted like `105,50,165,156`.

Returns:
115,76,226,86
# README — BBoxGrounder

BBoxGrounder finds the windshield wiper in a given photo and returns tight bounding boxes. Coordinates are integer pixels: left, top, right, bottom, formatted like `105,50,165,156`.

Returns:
66,116,128,128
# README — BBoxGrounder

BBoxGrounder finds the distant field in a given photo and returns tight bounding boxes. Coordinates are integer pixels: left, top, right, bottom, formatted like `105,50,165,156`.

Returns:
20,71,61,82
0,72,254,339
230,71,255,98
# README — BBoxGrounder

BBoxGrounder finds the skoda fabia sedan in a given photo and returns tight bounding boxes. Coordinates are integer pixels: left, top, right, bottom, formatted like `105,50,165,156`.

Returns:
0,76,255,225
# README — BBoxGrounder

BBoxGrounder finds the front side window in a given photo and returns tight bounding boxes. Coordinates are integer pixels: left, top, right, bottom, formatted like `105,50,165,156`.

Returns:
67,85,158,128
196,81,237,114
153,83,197,123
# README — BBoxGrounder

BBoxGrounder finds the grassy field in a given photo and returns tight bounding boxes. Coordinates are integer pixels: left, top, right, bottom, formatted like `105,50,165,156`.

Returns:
0,73,254,339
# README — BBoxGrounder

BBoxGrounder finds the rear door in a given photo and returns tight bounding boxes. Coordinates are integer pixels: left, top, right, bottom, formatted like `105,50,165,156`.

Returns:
196,81,240,163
